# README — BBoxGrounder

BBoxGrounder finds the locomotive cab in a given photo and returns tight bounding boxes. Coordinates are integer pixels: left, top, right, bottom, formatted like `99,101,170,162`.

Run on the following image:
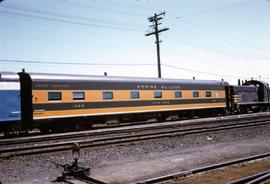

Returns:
243,80,270,111
244,80,270,103
229,85,258,113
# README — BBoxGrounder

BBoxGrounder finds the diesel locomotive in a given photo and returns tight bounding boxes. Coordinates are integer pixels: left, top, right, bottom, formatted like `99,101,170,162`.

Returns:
0,71,269,134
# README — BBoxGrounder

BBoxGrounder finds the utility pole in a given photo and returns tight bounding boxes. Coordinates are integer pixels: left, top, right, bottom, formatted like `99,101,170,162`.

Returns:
145,11,169,78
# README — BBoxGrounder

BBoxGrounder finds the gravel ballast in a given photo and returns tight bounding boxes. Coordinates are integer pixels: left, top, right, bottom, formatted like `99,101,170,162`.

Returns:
0,123,270,183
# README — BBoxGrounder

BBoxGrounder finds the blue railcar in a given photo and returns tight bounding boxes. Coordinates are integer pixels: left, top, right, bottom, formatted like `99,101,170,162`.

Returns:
0,72,21,132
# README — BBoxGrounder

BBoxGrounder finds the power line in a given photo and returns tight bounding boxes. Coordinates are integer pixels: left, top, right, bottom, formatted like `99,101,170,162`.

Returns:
0,10,143,32
1,19,136,43
0,59,156,66
54,0,142,17
162,64,265,80
1,4,145,28
168,23,270,53
171,0,256,19
174,19,270,51
167,31,270,59
2,59,265,80
164,35,270,60
166,0,269,56
109,0,154,11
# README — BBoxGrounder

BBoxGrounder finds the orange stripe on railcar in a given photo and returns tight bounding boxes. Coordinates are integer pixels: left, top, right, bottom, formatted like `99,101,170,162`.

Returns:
33,102,226,119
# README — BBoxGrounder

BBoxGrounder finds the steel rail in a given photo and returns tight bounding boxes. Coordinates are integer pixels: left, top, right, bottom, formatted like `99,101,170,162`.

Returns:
1,120,269,153
228,170,270,184
0,119,269,158
1,111,270,146
246,172,270,184
135,152,270,184
1,113,269,148
0,112,270,143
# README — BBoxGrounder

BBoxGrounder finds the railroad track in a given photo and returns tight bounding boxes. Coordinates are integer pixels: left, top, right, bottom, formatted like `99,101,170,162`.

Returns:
1,111,270,146
0,112,270,158
136,152,270,184
1,111,269,140
228,170,270,184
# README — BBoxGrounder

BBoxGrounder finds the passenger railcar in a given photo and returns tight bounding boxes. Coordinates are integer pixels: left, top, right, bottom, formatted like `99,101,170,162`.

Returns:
1,71,269,134
28,73,228,131
0,72,21,132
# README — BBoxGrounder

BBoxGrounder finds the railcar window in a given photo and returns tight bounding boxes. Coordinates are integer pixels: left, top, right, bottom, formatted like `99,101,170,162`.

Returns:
73,92,85,100
130,91,139,99
154,91,162,98
48,92,62,101
193,91,199,98
205,91,212,97
103,92,113,100
175,91,182,98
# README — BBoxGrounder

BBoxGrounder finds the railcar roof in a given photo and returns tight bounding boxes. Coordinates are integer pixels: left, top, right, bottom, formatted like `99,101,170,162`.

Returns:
29,72,229,86
245,80,269,87
231,85,257,88
0,72,19,81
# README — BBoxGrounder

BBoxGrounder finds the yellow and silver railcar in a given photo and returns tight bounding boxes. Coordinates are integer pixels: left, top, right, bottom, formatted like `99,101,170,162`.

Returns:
19,72,229,131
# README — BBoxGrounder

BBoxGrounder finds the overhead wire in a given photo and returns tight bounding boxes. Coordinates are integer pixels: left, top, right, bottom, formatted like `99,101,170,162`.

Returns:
108,0,153,11
168,23,270,53
161,64,251,79
53,0,143,17
164,34,270,60
167,0,270,56
1,59,264,80
0,3,145,32
1,16,146,45
175,19,270,51
0,59,156,66
1,4,145,28
1,1,268,80
0,10,144,32
171,0,257,19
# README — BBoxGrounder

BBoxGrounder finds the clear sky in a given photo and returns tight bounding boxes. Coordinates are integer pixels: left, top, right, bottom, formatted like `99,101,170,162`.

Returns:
0,0,270,84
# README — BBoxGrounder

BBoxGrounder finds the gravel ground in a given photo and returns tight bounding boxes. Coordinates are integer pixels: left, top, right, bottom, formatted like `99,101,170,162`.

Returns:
1,123,270,184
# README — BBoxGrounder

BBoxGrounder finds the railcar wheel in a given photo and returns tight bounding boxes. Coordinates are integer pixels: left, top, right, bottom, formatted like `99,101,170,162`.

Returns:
39,127,50,134
157,113,167,122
